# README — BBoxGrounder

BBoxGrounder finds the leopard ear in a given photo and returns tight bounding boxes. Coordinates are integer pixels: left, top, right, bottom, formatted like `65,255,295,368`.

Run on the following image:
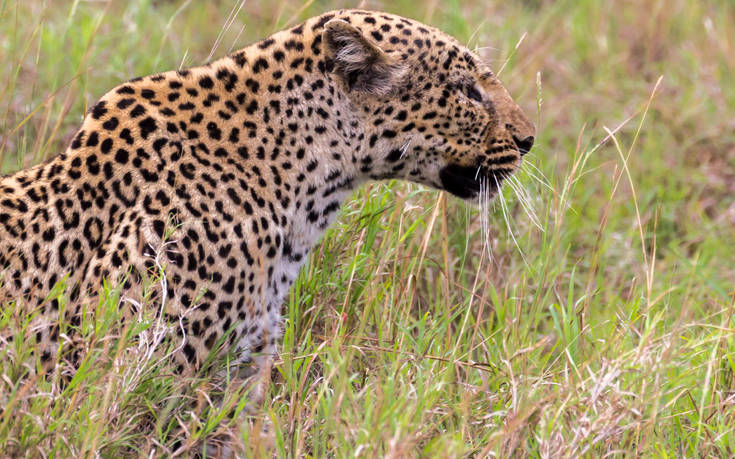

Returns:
323,19,407,95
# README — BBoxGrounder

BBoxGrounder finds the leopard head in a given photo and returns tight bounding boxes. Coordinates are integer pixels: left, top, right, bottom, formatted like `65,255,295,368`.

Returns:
323,12,535,200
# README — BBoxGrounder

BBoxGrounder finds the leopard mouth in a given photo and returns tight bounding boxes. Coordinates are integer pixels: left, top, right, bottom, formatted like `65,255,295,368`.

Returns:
439,163,511,200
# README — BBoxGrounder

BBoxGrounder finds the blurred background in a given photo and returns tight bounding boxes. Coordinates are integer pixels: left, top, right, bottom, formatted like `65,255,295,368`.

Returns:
1,0,735,456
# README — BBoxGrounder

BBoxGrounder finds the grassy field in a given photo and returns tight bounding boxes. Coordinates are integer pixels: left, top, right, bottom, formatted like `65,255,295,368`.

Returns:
1,0,735,456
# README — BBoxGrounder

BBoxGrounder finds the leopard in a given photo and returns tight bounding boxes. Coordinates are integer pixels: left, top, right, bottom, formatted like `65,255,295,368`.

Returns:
0,9,535,386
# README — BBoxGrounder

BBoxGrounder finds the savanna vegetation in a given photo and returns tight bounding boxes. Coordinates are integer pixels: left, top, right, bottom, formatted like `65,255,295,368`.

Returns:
1,0,734,456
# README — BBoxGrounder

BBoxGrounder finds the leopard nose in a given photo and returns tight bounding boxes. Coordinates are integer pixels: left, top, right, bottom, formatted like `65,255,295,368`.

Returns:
513,136,534,155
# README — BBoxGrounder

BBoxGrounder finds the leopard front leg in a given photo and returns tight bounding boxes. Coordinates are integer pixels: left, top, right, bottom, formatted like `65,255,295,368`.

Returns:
227,297,282,401
189,299,280,457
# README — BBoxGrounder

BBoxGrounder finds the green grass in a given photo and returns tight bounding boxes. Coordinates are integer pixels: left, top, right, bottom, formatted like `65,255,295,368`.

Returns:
2,0,735,456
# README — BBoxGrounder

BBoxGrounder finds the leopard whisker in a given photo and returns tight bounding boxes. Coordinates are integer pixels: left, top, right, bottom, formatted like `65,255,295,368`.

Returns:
506,175,543,232
494,175,531,269
480,178,495,261
520,157,554,192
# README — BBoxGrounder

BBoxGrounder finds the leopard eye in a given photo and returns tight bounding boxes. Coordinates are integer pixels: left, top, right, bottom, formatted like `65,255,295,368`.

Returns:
463,83,483,103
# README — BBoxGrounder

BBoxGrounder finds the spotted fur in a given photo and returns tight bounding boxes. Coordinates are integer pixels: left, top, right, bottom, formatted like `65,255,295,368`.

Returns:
0,10,534,375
